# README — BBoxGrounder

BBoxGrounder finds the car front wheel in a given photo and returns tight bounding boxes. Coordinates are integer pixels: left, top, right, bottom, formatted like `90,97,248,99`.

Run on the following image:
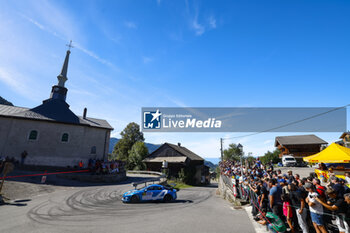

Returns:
130,195,139,203
163,194,173,203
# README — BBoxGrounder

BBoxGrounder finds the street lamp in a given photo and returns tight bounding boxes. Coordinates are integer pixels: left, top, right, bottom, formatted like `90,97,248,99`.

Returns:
237,143,244,177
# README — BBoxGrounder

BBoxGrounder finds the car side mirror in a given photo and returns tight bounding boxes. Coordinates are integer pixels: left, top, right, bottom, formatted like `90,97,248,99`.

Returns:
144,189,147,192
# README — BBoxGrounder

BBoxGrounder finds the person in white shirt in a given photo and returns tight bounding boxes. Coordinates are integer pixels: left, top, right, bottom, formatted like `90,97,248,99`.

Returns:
304,182,327,233
344,172,350,185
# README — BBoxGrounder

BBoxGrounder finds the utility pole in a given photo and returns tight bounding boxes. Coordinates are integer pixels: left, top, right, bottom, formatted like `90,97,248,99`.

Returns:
220,138,223,161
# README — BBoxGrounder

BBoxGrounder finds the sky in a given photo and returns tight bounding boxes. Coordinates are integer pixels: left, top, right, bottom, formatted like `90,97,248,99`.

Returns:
1,0,349,164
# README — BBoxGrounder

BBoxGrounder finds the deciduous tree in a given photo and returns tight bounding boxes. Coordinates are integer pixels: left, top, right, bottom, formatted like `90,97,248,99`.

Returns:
112,122,144,161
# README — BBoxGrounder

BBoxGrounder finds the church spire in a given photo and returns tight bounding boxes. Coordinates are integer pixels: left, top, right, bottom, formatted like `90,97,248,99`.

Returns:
47,41,74,102
57,40,73,87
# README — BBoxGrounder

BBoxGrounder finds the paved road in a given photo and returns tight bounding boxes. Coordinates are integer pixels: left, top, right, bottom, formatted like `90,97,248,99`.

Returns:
0,175,255,233
278,166,314,178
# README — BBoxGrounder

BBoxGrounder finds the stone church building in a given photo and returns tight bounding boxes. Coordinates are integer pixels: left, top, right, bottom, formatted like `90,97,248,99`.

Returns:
0,47,113,167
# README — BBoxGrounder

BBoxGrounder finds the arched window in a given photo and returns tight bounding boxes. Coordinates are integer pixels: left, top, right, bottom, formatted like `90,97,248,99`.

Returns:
61,133,69,142
91,146,96,154
28,130,38,140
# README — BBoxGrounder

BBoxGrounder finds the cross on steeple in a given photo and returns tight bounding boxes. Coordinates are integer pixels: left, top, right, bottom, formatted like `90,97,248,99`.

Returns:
66,40,74,51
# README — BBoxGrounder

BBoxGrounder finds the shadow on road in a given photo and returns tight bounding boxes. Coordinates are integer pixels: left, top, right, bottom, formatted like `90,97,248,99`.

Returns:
1,198,31,207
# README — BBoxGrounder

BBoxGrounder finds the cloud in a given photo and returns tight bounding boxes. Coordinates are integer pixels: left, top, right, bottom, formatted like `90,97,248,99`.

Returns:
191,18,205,36
142,56,153,64
208,16,216,29
157,0,161,5
124,21,137,29
19,13,119,71
0,67,39,101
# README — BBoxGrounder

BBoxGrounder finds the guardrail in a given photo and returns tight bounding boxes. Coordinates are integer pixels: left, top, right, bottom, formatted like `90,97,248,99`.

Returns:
127,170,165,177
127,170,166,188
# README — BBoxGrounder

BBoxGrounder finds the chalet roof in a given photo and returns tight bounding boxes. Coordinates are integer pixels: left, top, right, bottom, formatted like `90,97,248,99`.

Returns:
143,156,187,163
340,132,350,139
275,134,327,147
0,102,113,130
166,143,204,161
144,142,204,163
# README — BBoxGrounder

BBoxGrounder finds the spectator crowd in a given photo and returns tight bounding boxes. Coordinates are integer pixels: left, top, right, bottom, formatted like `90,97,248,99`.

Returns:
86,159,125,175
219,159,350,233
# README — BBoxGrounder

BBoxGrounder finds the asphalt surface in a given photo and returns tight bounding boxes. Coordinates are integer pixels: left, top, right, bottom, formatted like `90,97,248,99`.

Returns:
0,175,255,233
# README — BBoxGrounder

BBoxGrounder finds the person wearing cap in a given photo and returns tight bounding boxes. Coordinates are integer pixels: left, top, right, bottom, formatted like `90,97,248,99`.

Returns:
316,188,349,233
305,182,327,233
279,179,289,195
330,176,345,198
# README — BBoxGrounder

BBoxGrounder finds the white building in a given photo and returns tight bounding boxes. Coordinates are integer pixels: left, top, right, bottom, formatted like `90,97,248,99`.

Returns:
0,48,113,167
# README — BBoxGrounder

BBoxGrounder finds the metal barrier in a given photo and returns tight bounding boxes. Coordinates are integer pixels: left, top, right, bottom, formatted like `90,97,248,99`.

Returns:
127,170,167,188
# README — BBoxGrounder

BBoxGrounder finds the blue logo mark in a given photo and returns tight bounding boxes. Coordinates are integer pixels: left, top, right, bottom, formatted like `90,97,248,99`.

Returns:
143,109,162,129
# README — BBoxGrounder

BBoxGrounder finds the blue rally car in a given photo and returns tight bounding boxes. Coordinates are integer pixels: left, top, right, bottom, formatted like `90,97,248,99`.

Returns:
122,184,177,203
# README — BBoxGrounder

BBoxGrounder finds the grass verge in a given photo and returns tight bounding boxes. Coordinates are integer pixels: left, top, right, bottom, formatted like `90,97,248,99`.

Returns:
167,180,193,189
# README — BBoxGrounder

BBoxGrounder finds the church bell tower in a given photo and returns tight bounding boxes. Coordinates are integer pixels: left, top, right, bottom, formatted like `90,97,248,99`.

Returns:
49,41,73,102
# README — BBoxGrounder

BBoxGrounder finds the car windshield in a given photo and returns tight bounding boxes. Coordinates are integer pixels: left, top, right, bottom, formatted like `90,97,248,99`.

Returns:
285,158,295,161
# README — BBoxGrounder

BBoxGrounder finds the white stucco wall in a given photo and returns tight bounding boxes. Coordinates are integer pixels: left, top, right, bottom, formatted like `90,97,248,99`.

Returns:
0,117,111,167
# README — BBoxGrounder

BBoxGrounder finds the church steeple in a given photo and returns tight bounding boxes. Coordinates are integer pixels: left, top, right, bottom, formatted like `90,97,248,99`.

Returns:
57,40,73,87
48,41,73,102
57,50,70,87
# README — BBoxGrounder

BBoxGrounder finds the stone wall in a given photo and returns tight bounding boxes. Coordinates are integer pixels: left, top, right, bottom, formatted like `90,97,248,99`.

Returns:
0,117,110,167
58,170,127,183
217,175,236,203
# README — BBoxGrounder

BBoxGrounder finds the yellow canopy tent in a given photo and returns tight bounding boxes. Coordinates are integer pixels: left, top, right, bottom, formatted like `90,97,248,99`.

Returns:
303,143,350,163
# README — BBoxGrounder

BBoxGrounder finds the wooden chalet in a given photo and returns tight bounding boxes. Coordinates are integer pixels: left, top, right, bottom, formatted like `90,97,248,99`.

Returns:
143,142,209,185
275,135,327,161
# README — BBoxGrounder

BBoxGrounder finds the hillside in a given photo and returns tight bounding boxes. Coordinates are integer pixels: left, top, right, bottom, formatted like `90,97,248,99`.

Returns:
108,137,160,154
204,161,218,171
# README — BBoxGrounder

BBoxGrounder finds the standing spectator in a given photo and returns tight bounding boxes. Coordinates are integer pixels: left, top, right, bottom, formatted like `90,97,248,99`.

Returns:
330,177,345,198
255,158,262,169
287,170,295,184
282,193,294,233
316,188,349,233
258,180,269,212
344,172,350,185
21,150,28,166
289,183,309,233
269,179,283,219
305,182,327,233
344,193,350,227
313,178,326,200
267,161,274,173
328,168,336,179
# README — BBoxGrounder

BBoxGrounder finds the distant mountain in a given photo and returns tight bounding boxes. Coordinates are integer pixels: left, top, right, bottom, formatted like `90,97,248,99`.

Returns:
0,96,13,106
108,137,161,154
204,160,218,170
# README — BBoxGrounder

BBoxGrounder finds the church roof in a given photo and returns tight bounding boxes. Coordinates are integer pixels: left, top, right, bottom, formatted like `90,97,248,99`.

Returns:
0,103,113,130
